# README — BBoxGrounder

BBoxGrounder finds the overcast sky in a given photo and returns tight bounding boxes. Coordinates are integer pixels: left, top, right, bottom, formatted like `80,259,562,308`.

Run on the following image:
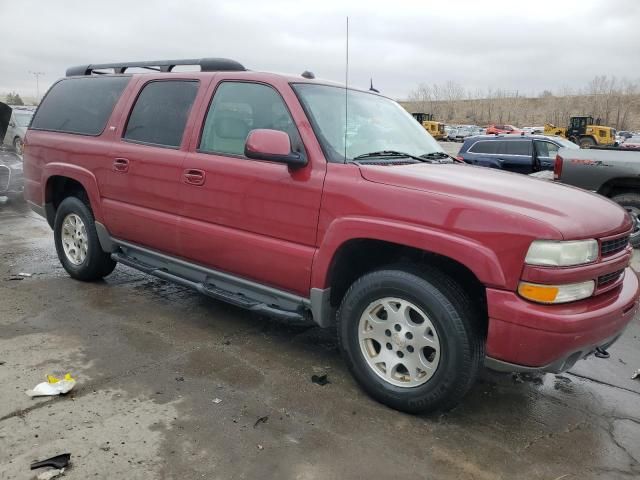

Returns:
1,0,638,101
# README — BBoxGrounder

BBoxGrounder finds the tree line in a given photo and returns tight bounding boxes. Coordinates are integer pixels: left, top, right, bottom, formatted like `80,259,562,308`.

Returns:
404,76,640,130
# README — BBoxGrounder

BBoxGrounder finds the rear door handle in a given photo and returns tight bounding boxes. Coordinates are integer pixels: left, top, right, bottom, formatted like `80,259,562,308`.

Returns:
113,157,129,173
183,169,206,186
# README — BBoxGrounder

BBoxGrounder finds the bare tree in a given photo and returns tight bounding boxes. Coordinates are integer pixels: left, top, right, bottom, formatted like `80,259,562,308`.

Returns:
405,76,640,130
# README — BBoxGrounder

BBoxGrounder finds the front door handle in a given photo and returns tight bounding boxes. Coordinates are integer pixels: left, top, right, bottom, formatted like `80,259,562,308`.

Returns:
183,169,206,186
113,157,129,173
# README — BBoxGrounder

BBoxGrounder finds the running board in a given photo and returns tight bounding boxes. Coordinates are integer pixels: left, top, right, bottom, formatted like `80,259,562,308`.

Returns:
111,251,308,323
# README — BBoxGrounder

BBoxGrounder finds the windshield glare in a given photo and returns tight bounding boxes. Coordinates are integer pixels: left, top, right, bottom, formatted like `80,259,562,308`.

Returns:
15,113,33,127
293,83,442,162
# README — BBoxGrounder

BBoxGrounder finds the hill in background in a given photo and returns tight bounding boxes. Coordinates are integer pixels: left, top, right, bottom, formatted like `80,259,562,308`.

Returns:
401,76,640,130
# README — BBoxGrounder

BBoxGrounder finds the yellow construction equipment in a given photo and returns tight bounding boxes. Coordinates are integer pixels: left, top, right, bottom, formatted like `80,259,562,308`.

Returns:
543,116,616,148
412,113,446,141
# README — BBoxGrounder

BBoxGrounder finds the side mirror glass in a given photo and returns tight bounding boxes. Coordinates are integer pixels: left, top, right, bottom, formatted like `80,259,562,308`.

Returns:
244,129,307,168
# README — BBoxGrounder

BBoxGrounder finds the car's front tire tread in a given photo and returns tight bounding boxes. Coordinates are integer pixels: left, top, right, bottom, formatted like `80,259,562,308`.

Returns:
337,266,484,414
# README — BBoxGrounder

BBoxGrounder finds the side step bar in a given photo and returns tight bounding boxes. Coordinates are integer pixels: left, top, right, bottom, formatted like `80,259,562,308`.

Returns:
111,252,307,322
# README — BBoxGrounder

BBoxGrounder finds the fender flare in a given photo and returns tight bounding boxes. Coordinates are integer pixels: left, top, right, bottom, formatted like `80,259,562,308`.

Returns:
311,216,507,290
41,163,104,223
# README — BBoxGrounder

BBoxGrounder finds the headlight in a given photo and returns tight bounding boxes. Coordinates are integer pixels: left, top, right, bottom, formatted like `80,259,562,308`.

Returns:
518,280,595,304
525,239,598,267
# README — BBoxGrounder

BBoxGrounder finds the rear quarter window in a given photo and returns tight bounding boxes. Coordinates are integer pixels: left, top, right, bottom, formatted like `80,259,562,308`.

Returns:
468,141,498,154
30,76,130,135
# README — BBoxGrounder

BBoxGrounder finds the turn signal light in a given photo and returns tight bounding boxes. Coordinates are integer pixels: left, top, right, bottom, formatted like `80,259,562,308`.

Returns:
518,283,559,303
518,280,595,304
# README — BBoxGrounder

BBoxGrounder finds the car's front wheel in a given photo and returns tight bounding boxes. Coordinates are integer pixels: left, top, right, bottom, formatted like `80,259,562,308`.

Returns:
54,196,116,281
337,268,484,413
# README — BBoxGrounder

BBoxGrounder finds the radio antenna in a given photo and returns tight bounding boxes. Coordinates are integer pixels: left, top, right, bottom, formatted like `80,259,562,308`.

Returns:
343,16,349,163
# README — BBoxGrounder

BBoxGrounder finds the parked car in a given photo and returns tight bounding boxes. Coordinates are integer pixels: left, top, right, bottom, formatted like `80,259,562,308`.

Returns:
443,125,456,141
616,131,633,144
449,126,480,142
458,134,578,174
0,146,24,199
485,124,522,135
446,126,460,141
24,57,639,413
621,136,640,149
1,104,35,155
554,147,640,246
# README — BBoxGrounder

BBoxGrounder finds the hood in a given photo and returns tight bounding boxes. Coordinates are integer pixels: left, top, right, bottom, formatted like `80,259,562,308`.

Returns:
359,163,631,239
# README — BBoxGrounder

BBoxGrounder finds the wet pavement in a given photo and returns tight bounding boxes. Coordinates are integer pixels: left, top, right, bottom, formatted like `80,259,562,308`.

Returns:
0,199,639,480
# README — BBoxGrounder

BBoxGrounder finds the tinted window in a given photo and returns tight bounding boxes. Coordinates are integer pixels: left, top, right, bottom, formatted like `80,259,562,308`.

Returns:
124,80,198,147
469,141,499,154
200,82,301,156
31,76,129,135
504,140,531,156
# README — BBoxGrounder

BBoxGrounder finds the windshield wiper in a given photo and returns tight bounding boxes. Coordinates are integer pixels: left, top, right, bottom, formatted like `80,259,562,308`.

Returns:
420,151,453,161
353,150,433,163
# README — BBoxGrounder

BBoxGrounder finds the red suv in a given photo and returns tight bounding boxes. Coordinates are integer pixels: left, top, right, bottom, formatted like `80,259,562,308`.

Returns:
486,124,522,135
23,58,639,413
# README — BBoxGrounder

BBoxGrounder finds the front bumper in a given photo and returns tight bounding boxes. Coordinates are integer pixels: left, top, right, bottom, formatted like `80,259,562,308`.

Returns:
484,267,639,372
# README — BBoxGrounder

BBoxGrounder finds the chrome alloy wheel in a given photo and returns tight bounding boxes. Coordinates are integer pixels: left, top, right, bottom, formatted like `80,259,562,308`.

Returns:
61,213,88,265
358,297,441,388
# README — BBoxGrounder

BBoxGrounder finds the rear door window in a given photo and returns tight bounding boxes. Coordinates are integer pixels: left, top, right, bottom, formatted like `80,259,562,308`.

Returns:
504,140,532,156
469,141,498,154
30,76,130,135
124,80,199,148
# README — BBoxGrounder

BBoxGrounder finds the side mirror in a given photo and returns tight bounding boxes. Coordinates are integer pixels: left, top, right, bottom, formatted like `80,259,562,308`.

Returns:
244,129,307,168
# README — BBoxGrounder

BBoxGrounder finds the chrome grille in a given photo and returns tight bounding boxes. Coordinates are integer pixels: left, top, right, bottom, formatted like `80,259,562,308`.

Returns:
598,269,624,287
601,236,629,256
0,165,10,193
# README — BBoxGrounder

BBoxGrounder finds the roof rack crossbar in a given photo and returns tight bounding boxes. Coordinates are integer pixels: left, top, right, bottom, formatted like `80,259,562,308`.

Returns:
66,58,246,77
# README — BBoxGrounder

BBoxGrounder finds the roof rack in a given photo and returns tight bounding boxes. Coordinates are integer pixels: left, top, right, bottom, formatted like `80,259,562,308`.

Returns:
66,58,246,77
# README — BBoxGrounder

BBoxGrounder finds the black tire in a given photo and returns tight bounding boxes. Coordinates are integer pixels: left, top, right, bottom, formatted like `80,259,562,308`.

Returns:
611,192,640,248
53,195,116,281
337,267,484,414
579,136,596,148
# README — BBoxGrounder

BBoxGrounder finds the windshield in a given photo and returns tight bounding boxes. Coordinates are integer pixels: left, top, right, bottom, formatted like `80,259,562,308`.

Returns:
14,112,33,127
293,84,442,162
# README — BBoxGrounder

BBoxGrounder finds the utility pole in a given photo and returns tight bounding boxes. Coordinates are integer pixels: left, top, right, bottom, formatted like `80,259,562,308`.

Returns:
29,71,45,103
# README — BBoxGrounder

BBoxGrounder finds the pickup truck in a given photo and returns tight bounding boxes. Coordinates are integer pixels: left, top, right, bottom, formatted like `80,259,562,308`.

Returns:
22,58,640,413
554,147,640,247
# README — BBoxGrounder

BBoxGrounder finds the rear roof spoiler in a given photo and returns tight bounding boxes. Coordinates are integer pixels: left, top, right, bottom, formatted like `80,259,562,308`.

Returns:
66,58,246,76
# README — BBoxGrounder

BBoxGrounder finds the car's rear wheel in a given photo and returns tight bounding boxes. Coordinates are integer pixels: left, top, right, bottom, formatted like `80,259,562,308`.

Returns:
611,192,640,248
337,267,484,413
54,196,117,280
